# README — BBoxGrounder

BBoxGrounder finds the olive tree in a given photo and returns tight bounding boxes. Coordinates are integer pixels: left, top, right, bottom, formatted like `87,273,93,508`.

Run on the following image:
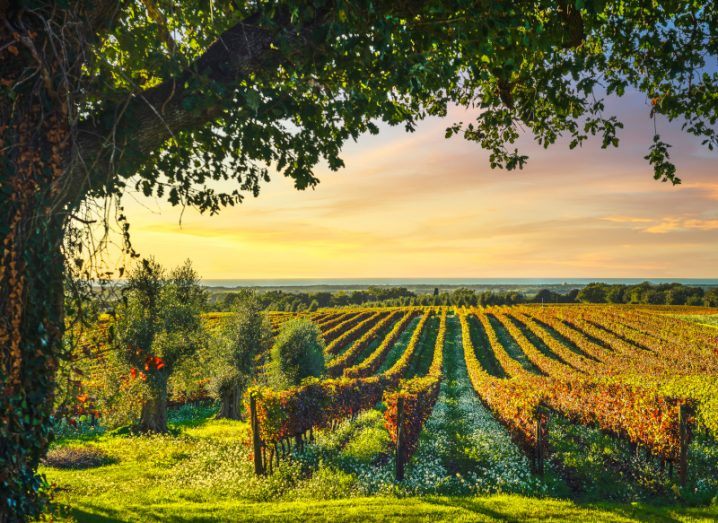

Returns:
2,1,717,519
114,258,206,433
211,291,272,420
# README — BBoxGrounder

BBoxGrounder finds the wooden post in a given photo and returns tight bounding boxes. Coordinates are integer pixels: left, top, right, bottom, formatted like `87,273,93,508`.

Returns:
678,403,690,487
250,393,264,475
535,406,546,475
395,395,405,481
535,409,544,476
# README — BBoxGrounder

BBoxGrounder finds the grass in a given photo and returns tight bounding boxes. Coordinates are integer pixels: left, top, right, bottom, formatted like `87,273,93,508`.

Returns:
44,405,718,522
50,490,718,522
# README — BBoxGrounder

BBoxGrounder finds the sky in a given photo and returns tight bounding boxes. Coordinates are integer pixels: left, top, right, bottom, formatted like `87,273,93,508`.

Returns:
118,90,718,279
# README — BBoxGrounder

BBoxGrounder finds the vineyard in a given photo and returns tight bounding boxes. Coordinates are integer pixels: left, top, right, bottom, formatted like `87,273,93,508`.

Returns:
237,305,718,490
45,304,718,520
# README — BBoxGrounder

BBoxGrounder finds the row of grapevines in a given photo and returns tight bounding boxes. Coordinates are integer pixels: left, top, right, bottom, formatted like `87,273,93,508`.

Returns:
459,310,544,456
324,312,383,354
506,310,596,373
573,306,718,373
343,310,419,378
323,311,375,348
315,310,357,331
326,311,402,377
525,307,695,379
383,308,447,465
465,308,693,462
491,310,581,378
472,311,532,378
247,375,393,444
383,309,432,380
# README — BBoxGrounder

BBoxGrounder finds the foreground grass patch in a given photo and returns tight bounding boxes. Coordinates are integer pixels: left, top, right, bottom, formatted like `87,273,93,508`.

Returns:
55,494,718,522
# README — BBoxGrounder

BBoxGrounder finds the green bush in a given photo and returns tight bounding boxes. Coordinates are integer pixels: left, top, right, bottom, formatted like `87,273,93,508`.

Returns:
268,319,325,388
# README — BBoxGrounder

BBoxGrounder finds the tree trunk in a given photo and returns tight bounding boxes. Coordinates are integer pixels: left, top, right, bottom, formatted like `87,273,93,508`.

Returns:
217,380,244,420
139,377,169,433
1,16,73,521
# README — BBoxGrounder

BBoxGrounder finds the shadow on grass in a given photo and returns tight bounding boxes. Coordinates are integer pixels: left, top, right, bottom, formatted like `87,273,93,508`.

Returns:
424,495,718,523
422,496,514,521
69,506,123,523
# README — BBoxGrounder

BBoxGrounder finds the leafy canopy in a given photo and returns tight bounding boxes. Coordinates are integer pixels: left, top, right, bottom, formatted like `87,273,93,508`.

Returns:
80,0,717,216
114,257,207,382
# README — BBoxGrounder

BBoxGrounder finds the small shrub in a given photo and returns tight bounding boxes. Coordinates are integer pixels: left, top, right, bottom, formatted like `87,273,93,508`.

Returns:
267,319,325,388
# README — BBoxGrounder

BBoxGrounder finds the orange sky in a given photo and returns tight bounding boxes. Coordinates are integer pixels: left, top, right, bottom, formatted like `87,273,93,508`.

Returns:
118,92,718,279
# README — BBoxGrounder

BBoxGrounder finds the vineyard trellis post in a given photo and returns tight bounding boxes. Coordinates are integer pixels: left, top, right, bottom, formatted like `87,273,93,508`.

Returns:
395,394,405,481
535,405,547,476
678,402,690,487
250,393,264,475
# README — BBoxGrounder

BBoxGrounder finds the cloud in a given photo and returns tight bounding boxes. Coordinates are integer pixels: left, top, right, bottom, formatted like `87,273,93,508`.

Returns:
644,218,718,234
602,215,654,224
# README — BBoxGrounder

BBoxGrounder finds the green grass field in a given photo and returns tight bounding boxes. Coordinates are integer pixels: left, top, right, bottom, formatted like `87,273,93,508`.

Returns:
43,415,718,522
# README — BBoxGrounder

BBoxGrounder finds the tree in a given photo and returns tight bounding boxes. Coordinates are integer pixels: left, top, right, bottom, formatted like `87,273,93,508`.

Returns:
704,289,718,307
267,319,325,389
211,291,272,420
114,258,206,433
606,286,626,304
534,289,560,303
2,2,718,518
577,283,608,303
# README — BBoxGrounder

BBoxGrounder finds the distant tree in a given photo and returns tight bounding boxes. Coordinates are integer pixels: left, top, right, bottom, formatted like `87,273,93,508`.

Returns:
313,292,333,307
645,289,667,305
114,259,206,433
627,282,652,304
606,286,626,304
704,289,718,307
577,283,608,304
566,289,580,303
211,291,273,419
534,289,561,303
686,296,704,306
666,286,690,306
307,300,320,312
451,288,477,307
268,320,326,389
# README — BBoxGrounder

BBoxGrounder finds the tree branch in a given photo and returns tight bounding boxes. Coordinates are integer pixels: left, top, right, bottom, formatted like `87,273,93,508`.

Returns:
66,12,281,209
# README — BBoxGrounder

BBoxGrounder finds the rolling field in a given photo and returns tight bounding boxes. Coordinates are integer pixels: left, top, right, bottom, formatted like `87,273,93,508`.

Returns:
44,305,718,521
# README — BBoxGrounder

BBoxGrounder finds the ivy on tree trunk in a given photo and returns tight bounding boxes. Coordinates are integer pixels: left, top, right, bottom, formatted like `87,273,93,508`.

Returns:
0,56,70,523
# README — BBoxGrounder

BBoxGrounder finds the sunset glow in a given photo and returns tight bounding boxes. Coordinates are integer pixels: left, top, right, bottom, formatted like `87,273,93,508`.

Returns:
122,92,717,279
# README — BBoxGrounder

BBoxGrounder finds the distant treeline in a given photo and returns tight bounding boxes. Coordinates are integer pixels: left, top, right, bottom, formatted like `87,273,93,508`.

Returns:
573,282,718,306
210,282,718,311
